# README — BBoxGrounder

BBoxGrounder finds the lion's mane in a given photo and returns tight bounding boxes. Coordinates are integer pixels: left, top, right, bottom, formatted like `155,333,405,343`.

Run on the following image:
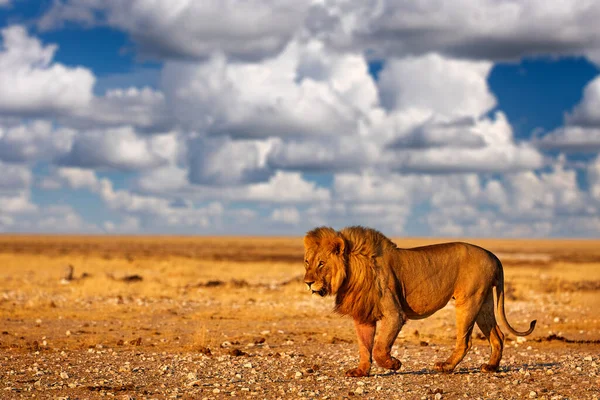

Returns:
306,226,400,323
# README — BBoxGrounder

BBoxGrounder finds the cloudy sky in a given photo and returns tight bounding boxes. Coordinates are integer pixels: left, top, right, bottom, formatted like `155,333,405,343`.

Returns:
1,0,600,237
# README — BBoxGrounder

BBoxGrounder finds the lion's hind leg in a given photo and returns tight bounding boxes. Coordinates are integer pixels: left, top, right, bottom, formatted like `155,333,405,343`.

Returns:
475,291,505,372
434,295,482,373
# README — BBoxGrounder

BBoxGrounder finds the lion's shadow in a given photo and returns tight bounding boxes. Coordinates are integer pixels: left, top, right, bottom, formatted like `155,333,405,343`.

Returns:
373,362,561,377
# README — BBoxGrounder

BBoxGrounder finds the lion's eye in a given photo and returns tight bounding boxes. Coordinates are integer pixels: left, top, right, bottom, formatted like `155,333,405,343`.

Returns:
318,261,324,268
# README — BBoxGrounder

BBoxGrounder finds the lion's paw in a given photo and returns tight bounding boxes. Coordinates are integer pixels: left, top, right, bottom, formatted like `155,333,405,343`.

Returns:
433,361,455,373
378,357,402,370
345,367,369,377
480,363,499,373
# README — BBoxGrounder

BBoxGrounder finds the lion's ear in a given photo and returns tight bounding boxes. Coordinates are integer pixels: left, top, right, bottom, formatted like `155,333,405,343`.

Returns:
326,236,345,255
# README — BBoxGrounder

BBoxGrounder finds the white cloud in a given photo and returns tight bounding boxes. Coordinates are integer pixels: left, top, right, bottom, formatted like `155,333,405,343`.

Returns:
40,0,312,61
188,137,275,186
267,136,380,172
587,155,600,203
270,206,300,225
0,162,31,192
135,165,189,194
333,172,417,204
307,0,600,62
56,167,102,191
388,117,487,150
566,75,600,127
386,112,544,173
378,54,496,118
67,87,171,132
535,126,600,152
103,216,141,234
162,41,375,138
58,127,179,171
0,120,75,163
0,192,37,214
535,76,600,152
0,25,94,115
245,171,330,204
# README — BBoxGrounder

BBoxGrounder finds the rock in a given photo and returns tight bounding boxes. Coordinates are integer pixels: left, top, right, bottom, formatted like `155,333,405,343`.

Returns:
60,372,69,379
529,391,537,398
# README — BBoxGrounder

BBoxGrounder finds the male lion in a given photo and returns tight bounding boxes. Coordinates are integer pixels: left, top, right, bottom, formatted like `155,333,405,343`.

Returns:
303,226,536,377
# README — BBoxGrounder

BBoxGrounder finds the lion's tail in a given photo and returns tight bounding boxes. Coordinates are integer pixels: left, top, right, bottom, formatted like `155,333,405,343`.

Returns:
493,257,536,337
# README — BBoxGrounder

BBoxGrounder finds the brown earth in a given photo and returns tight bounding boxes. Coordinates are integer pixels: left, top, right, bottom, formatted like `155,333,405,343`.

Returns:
0,235,599,400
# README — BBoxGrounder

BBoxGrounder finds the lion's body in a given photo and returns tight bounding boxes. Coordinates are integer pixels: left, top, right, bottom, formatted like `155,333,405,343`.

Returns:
303,226,536,377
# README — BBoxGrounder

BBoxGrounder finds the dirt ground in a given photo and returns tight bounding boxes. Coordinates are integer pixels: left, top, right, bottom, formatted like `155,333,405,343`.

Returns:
0,235,599,400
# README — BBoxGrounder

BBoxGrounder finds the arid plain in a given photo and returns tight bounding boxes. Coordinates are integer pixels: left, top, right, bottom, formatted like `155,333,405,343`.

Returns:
0,235,599,399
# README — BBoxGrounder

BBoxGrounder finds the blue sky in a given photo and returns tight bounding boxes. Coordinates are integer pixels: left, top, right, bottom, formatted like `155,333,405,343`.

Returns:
1,0,600,237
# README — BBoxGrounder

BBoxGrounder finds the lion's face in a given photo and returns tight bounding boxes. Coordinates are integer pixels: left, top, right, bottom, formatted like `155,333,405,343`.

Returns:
303,233,347,297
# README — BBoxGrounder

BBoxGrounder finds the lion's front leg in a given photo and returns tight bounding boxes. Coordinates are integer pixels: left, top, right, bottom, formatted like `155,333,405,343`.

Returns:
345,320,375,377
372,314,403,371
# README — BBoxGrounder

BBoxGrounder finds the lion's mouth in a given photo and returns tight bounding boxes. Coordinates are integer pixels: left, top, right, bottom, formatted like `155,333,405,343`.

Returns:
312,288,326,297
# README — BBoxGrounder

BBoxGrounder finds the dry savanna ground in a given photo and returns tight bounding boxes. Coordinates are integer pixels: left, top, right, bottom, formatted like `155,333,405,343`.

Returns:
0,235,599,400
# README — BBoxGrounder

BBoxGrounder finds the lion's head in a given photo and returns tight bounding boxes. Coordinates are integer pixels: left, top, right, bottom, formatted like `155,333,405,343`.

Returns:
303,227,347,297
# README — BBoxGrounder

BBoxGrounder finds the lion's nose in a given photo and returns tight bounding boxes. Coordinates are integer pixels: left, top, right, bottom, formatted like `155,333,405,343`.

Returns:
305,281,314,289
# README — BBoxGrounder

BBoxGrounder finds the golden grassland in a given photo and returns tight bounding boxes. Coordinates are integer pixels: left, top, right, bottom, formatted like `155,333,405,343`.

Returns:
1,235,599,348
1,235,599,398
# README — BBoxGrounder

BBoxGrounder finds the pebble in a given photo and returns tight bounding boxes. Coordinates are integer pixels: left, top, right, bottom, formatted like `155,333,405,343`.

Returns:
529,391,537,398
435,393,443,400
60,372,69,379
354,387,364,394
243,363,253,369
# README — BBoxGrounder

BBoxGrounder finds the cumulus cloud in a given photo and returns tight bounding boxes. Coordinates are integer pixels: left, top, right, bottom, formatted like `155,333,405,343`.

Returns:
58,127,179,171
162,40,377,137
2,1,598,237
135,167,331,206
567,75,600,127
386,112,544,173
67,87,171,132
378,54,496,118
187,137,275,186
0,120,75,163
0,25,94,115
388,117,487,150
307,0,600,62
0,162,31,193
587,155,600,203
135,165,189,194
535,76,600,152
40,0,311,61
420,158,597,237
267,137,380,173
270,206,301,225
534,127,600,153
245,171,330,204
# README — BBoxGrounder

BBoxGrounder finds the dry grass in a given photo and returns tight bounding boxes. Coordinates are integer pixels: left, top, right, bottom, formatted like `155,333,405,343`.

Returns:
0,235,599,398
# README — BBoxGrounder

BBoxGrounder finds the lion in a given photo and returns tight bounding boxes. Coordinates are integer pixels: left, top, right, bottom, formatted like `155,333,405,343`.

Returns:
303,226,536,377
